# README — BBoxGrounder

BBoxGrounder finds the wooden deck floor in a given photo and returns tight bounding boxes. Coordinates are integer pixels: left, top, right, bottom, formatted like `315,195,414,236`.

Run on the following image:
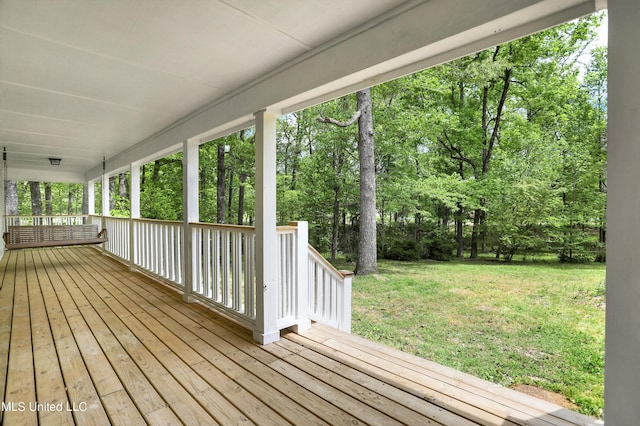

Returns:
0,247,602,425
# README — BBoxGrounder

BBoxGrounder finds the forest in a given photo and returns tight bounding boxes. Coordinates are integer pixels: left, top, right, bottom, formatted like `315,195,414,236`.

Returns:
6,15,606,267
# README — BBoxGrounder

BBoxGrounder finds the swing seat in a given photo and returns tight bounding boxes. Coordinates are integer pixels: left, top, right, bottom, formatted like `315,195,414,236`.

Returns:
3,224,108,250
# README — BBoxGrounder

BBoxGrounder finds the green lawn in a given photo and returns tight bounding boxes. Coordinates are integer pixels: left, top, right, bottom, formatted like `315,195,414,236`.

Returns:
345,258,605,418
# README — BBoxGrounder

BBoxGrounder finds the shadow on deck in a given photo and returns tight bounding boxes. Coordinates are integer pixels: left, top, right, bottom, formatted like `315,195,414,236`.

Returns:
0,247,602,425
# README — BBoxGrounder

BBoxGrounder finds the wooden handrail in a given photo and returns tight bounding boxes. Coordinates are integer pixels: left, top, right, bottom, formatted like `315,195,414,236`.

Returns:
132,217,182,225
308,244,350,278
190,222,256,231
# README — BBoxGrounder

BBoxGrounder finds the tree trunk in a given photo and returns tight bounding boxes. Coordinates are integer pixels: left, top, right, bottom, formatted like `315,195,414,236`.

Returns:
109,176,116,211
456,203,464,258
237,174,246,225
199,152,209,220
67,189,73,214
331,187,340,262
44,182,52,215
441,204,450,228
82,183,89,215
470,208,482,259
5,180,19,216
216,144,226,223
355,88,377,275
29,181,43,216
379,200,386,257
227,170,234,221
470,52,512,259
317,88,377,274
480,209,487,253
152,161,161,183
118,173,128,203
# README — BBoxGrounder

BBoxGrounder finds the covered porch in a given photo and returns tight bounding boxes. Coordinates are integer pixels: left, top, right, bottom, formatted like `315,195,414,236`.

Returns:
0,246,601,425
2,0,640,422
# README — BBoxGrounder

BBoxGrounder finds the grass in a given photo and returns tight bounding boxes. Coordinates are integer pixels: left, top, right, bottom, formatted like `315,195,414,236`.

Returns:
340,257,605,418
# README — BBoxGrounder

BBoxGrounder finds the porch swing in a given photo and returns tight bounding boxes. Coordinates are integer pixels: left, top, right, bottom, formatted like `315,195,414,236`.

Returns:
2,149,108,250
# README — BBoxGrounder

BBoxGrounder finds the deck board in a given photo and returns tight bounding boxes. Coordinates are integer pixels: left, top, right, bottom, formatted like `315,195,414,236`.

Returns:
32,249,124,424
0,246,603,425
0,251,16,425
4,252,38,425
28,251,75,426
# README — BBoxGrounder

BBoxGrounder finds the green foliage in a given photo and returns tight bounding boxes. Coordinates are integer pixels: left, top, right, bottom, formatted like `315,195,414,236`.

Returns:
383,239,422,261
140,153,183,220
15,181,85,215
282,15,606,263
423,226,456,261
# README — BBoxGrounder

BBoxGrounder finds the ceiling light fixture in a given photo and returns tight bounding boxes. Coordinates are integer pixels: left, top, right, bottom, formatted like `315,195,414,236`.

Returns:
49,158,62,166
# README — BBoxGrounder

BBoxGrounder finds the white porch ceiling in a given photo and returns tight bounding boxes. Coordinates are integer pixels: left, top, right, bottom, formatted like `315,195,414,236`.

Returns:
0,0,603,183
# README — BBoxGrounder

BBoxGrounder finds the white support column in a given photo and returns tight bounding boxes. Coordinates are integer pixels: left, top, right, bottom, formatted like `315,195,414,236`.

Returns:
605,1,640,423
254,109,280,344
130,164,141,219
87,181,95,215
182,138,199,303
130,163,141,269
101,173,109,217
101,172,109,254
339,270,353,333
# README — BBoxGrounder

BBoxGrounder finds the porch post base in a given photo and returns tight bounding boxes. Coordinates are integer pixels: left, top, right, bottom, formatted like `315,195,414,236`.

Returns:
290,319,312,334
182,293,196,303
253,330,280,345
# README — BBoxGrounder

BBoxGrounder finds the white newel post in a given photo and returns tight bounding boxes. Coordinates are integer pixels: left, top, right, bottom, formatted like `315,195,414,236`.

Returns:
254,109,280,344
290,221,311,333
339,270,354,332
605,1,640,423
130,163,141,269
182,138,199,303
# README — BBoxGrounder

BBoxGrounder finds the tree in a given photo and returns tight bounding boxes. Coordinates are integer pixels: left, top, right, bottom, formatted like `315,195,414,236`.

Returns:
318,88,378,274
305,98,359,260
235,130,253,225
5,180,19,216
356,89,378,274
82,183,89,214
109,176,116,211
44,182,52,215
29,181,42,216
430,46,513,259
217,143,226,223
140,154,182,220
583,46,607,252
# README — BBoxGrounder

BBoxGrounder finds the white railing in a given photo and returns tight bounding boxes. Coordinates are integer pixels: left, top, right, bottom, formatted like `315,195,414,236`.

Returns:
88,215,103,228
6,214,353,336
134,219,183,286
96,216,183,286
103,216,130,261
308,245,353,332
277,225,297,327
190,223,256,328
5,214,88,228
